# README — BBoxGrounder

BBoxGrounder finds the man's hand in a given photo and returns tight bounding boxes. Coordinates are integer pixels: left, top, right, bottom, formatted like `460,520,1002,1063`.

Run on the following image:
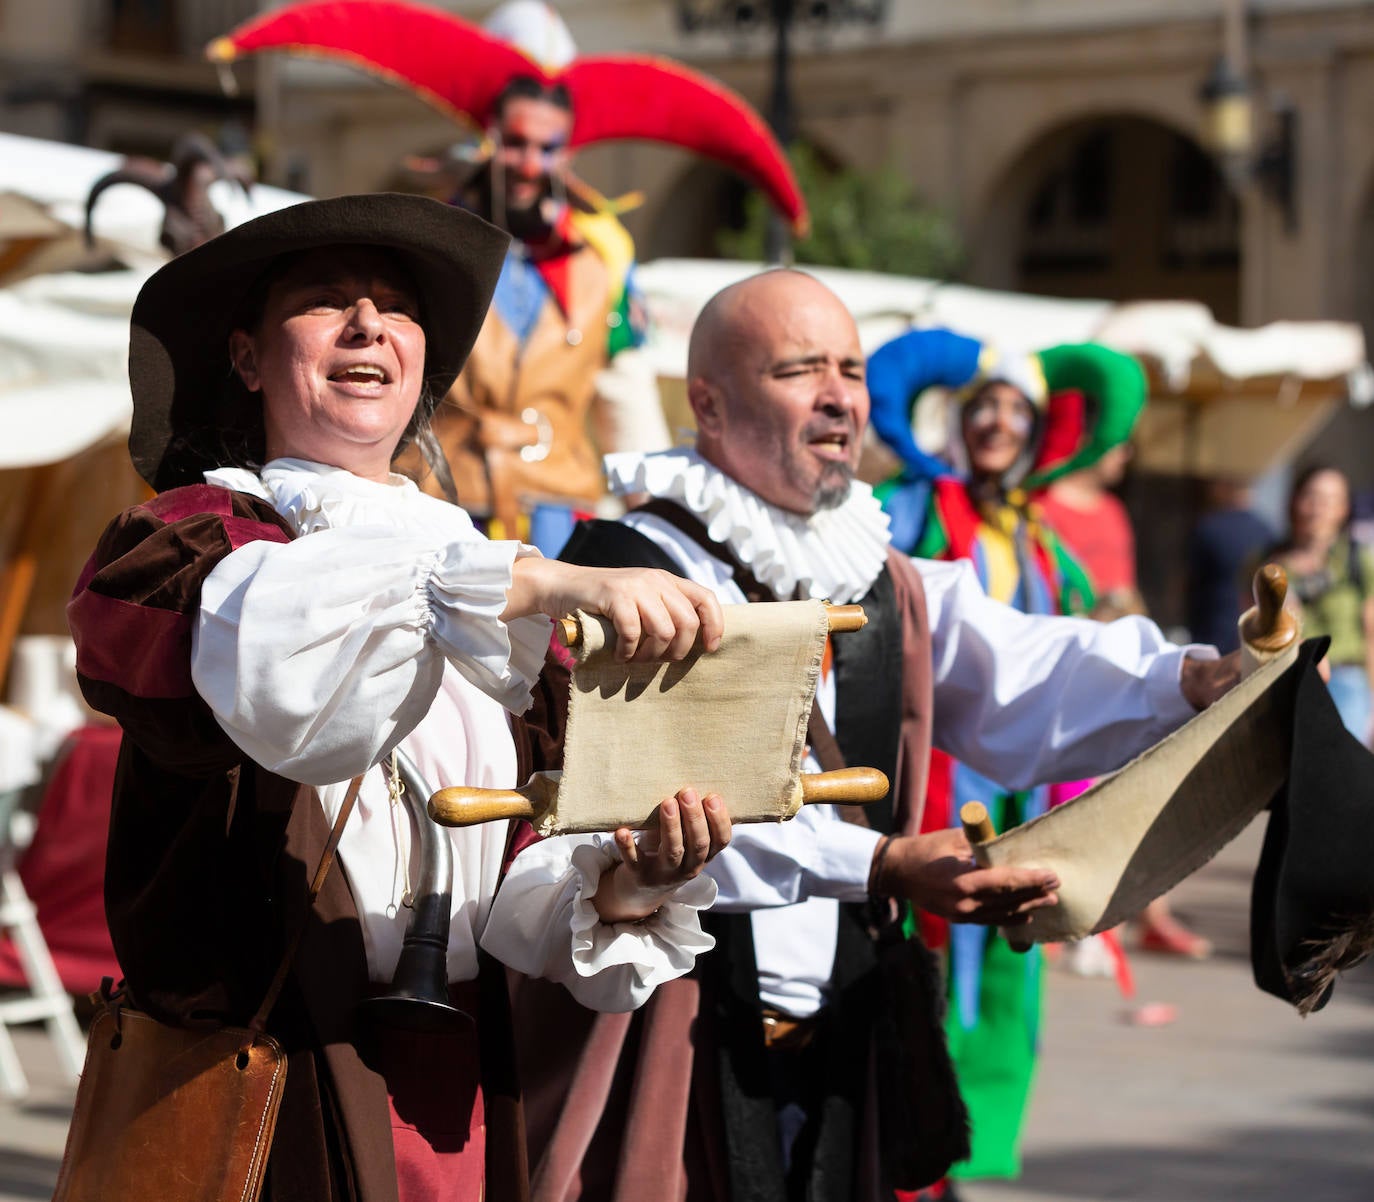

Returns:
505,559,725,662
1180,650,1242,711
591,788,732,923
878,828,1060,926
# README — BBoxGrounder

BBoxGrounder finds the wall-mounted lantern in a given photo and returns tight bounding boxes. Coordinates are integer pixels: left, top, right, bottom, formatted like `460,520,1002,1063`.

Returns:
1199,54,1298,233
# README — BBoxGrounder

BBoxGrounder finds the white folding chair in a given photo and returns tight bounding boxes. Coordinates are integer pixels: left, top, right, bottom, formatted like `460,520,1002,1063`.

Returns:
0,785,86,1099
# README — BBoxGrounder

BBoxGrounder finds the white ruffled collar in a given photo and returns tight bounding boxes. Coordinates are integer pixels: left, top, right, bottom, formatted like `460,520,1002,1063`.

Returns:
605,449,891,605
204,457,483,544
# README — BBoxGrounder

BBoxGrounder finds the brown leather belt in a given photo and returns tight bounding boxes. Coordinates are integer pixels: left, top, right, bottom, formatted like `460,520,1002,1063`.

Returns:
761,1007,817,1052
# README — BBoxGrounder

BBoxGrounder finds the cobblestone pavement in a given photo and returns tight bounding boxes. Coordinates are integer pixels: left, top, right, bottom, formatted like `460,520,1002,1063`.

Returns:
2,816,1371,1202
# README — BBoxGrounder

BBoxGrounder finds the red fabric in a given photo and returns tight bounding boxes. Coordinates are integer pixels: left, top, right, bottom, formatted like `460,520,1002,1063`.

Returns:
1031,389,1086,477
562,55,807,231
0,725,122,993
370,982,486,1202
69,486,291,700
533,211,578,317
503,821,542,876
917,749,955,951
141,483,288,532
1038,488,1137,594
221,0,531,131
218,0,808,230
931,477,981,563
68,589,195,698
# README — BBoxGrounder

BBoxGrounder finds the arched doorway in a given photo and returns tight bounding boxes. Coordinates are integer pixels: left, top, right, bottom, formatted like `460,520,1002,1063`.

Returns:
973,115,1241,324
973,115,1245,629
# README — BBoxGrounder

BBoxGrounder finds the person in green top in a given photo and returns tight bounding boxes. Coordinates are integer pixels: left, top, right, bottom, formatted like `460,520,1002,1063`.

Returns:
1266,464,1374,745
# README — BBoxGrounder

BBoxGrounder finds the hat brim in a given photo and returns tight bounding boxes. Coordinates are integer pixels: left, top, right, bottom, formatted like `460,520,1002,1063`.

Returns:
129,193,510,490
1251,637,1374,1014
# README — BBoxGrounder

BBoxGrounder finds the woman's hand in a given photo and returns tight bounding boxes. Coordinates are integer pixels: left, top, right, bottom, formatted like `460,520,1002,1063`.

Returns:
505,558,724,662
591,788,732,923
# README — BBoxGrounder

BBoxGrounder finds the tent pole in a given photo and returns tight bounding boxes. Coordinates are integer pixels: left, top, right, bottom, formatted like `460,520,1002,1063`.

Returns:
0,463,62,699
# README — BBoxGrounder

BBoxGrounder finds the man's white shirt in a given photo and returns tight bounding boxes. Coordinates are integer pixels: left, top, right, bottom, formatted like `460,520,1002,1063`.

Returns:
609,449,1210,1016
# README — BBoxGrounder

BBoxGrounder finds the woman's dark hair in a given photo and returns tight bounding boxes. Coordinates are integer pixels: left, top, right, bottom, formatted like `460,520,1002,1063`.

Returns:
1288,462,1352,529
493,75,573,117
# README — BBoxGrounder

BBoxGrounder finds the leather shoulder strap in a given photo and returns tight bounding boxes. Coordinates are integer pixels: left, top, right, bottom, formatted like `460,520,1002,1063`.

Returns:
245,773,363,1044
635,498,776,602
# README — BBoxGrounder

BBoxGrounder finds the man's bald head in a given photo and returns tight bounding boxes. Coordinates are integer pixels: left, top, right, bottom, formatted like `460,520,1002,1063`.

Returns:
686,269,849,383
685,269,869,515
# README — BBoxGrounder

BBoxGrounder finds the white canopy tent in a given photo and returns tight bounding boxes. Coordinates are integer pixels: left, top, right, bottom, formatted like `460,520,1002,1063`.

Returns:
630,259,1371,481
0,133,307,753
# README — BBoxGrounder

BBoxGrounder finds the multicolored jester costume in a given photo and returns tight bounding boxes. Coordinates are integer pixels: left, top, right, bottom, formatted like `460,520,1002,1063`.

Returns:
868,327,1147,1180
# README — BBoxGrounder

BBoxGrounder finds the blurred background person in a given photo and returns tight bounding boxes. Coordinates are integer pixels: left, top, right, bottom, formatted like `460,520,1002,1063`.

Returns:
1187,477,1275,654
868,330,1146,1186
1045,448,1212,960
1265,464,1374,745
1040,443,1141,614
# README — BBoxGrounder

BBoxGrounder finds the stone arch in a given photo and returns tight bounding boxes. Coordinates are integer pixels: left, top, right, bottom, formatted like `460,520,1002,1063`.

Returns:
967,111,1241,325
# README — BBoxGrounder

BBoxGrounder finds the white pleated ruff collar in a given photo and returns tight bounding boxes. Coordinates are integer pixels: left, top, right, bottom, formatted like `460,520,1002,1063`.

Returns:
605,449,891,605
204,458,484,544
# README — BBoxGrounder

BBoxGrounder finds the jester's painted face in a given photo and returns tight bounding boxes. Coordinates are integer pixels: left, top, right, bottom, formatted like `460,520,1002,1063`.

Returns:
962,381,1036,481
493,96,573,217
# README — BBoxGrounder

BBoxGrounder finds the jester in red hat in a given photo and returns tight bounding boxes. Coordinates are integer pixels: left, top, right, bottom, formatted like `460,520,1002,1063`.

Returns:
210,0,806,552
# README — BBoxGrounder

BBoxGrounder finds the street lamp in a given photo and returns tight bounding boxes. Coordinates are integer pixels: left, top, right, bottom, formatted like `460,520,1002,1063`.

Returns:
676,0,889,260
1199,54,1298,233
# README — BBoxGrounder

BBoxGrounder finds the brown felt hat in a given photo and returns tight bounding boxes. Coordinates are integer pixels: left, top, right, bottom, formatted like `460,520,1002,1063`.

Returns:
128,193,510,490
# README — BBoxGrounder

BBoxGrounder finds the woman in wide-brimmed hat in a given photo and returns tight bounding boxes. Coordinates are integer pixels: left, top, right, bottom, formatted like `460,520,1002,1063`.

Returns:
67,193,731,1202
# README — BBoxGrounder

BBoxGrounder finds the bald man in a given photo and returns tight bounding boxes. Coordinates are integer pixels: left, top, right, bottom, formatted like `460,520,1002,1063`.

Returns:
515,270,1237,1202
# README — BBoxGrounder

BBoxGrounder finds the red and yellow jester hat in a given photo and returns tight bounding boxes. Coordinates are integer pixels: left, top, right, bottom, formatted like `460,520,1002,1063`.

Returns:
208,0,809,234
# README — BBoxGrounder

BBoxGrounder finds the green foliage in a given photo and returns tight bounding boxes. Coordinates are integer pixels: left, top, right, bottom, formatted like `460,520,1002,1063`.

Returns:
717,143,964,278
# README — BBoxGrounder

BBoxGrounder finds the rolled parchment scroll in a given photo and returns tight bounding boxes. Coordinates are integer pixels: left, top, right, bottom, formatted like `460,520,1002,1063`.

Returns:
971,565,1302,944
430,599,889,835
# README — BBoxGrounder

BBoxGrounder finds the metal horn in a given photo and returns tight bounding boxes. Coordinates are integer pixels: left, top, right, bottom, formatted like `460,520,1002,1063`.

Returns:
355,748,471,1032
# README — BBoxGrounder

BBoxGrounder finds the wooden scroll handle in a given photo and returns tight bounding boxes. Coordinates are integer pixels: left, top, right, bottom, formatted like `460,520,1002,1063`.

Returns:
1238,563,1300,654
429,773,558,827
557,603,868,648
800,766,888,804
960,801,1032,951
427,767,889,829
960,801,997,846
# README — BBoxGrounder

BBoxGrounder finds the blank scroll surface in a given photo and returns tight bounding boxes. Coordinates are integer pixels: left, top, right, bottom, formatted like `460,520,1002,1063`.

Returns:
978,640,1302,943
549,600,831,836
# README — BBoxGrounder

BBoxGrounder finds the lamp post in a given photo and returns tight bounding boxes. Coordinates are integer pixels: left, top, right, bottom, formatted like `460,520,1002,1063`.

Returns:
676,0,889,261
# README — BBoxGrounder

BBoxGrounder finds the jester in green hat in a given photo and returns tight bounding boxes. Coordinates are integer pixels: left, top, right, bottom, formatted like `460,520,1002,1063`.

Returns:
867,327,1147,1186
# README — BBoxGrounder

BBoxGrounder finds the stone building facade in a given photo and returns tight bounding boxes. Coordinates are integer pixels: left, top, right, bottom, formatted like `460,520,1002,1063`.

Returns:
5,0,1374,623
6,0,1371,332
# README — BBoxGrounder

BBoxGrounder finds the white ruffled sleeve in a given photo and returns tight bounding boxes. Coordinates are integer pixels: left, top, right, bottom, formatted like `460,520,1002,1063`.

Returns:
482,835,717,1012
922,556,1211,787
192,524,550,785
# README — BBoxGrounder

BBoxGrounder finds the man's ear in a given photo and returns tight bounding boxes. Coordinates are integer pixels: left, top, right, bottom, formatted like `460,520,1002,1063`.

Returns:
687,376,725,436
228,330,261,393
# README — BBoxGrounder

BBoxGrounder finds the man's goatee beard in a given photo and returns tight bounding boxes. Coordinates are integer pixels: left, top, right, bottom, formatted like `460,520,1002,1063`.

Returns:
814,472,854,511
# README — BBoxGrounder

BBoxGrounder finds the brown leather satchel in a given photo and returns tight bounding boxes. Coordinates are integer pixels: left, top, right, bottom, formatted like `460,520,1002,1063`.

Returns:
52,775,362,1202
53,1004,287,1202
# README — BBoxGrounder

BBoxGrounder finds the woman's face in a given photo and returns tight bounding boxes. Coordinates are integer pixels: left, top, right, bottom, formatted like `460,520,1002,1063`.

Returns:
962,381,1035,481
1292,469,1350,544
230,246,427,481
